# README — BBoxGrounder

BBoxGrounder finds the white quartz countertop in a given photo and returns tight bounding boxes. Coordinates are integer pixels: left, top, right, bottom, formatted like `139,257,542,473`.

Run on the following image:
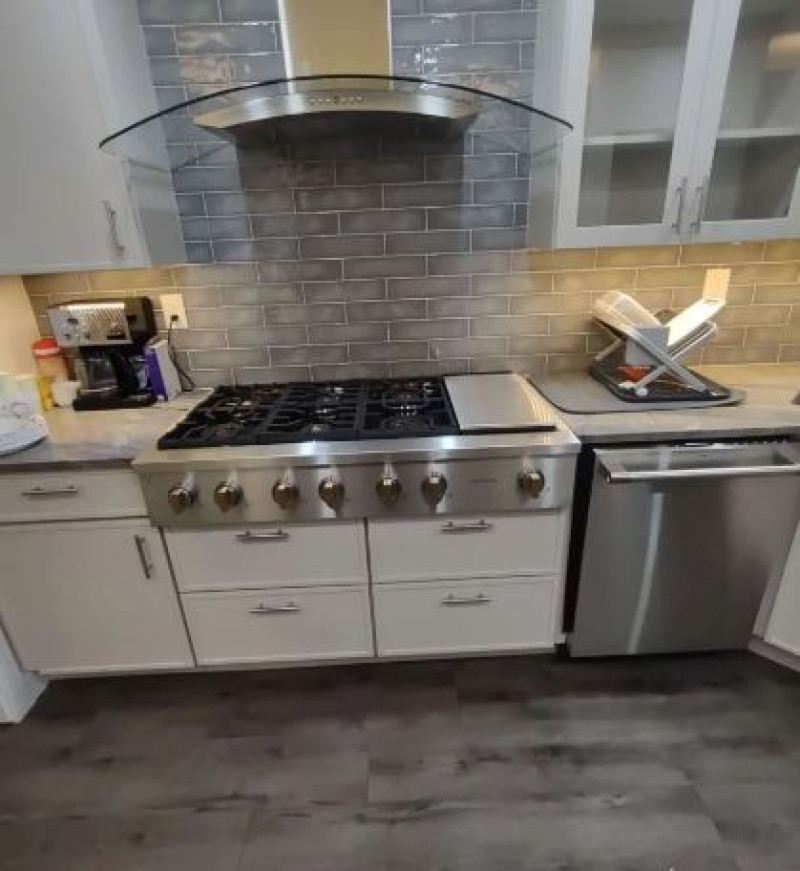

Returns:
550,365,800,444
1,365,799,471
0,393,207,472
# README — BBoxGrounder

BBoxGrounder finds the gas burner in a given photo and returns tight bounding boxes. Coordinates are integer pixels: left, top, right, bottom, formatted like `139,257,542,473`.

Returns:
157,377,460,448
382,381,435,416
381,415,434,433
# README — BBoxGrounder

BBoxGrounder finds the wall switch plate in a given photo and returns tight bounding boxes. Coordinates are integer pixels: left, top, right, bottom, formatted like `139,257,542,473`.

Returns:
161,293,187,329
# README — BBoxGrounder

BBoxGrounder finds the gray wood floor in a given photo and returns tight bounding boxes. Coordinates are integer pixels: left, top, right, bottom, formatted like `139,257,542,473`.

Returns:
2,652,800,870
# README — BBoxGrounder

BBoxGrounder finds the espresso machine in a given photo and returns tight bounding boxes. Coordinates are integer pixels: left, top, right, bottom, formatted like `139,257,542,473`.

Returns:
47,298,157,410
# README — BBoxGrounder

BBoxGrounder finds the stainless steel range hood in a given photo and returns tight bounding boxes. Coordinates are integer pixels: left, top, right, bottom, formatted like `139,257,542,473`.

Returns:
192,0,481,133
99,1,572,165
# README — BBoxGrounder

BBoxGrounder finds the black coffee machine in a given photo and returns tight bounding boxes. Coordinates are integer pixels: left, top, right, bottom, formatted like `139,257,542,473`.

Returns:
47,298,157,411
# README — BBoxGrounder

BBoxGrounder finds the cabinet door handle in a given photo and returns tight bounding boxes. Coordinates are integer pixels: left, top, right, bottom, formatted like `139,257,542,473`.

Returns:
236,530,289,543
21,485,80,498
440,520,493,534
689,177,709,233
441,593,492,606
670,176,688,233
248,603,301,615
103,199,126,254
134,535,153,579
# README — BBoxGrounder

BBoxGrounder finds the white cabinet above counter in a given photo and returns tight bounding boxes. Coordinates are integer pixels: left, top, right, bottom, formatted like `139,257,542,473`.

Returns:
0,0,183,275
532,0,800,248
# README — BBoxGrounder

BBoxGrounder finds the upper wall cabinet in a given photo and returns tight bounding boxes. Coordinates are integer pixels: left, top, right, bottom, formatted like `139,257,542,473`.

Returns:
0,1,184,275
531,0,800,248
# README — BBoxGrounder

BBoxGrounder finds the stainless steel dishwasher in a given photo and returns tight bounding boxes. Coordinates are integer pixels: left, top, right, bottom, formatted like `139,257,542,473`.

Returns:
569,441,800,657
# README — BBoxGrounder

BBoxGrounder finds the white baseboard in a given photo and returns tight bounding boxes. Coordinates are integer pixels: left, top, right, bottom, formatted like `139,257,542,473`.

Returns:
749,636,800,675
0,629,46,723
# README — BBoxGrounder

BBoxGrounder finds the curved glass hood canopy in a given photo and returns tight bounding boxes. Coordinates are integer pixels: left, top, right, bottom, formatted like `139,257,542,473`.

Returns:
100,74,572,171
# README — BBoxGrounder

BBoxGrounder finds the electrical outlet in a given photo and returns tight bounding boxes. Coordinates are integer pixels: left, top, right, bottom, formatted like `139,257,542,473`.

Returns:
161,293,188,329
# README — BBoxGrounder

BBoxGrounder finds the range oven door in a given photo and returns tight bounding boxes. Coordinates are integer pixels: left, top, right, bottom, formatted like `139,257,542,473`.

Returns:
569,442,800,657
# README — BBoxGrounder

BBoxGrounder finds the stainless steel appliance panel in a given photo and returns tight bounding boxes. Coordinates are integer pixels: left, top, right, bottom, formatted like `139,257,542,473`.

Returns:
139,454,576,528
570,442,800,657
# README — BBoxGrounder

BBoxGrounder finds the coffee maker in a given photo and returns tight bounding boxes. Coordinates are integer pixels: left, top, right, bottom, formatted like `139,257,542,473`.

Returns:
47,298,157,411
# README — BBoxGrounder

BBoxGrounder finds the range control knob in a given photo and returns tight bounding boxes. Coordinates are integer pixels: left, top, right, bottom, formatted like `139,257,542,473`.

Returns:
318,477,345,510
167,484,196,514
375,475,402,506
213,482,243,512
272,480,299,511
518,470,545,498
421,472,447,507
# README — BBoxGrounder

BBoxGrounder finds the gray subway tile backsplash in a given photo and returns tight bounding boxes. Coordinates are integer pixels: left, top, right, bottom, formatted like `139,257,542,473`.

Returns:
299,235,385,260
175,23,277,54
308,323,389,345
138,0,220,25
386,231,470,255
26,3,791,385
339,209,426,234
142,25,177,56
295,186,383,213
271,345,349,366
219,0,279,22
343,256,426,280
473,11,537,41
392,14,473,46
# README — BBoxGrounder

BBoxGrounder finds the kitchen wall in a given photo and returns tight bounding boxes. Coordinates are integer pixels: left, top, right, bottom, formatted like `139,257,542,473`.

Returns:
24,242,800,386
19,2,800,384
0,277,39,376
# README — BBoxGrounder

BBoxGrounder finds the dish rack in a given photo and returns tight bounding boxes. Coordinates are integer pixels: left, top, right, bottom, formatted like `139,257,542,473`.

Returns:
590,291,731,402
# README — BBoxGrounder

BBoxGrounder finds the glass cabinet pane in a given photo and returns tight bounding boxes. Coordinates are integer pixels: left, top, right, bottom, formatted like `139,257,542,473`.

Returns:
578,0,695,227
705,0,800,222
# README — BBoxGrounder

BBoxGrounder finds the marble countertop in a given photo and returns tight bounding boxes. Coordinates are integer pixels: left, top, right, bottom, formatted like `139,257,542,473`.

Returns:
1,365,799,471
0,393,207,472
552,365,800,444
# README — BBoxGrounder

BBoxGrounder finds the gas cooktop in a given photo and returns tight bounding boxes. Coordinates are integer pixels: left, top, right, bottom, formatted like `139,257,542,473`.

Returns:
157,377,461,449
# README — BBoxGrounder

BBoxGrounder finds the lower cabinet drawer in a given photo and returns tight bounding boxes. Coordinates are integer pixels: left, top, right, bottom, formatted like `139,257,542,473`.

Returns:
373,576,558,657
0,470,146,522
167,522,367,592
181,587,373,666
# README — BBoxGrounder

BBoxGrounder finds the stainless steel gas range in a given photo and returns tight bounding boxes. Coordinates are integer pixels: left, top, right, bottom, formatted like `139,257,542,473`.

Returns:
134,373,580,527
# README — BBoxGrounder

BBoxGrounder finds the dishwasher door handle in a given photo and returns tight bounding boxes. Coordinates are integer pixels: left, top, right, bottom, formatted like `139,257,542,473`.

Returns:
601,463,800,484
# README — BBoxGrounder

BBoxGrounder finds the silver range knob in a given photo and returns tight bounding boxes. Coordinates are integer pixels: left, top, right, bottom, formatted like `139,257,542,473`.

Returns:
421,472,447,507
518,469,545,498
375,475,402,506
318,477,345,510
213,481,243,512
272,480,299,511
167,484,196,514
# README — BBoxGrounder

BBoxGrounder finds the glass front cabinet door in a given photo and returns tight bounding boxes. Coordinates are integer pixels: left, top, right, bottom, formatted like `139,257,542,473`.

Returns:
531,0,800,248
690,0,800,242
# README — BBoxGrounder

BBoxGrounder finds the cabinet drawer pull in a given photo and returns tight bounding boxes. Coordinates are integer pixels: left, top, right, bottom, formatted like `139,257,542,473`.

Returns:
236,530,288,543
440,520,493,534
22,485,80,498
441,593,492,606
134,535,153,579
248,602,301,615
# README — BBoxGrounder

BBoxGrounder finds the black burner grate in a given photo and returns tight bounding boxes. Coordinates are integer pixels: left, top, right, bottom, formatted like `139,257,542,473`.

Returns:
157,377,460,449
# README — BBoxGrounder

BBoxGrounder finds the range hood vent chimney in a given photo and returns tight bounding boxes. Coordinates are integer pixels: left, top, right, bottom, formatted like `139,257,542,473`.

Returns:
99,0,572,162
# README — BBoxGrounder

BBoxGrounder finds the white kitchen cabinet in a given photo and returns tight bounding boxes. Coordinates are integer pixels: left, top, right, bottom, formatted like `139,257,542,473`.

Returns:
532,0,800,247
369,514,565,584
182,587,373,666
0,520,194,676
766,522,800,658
373,576,559,658
0,0,183,275
166,522,368,592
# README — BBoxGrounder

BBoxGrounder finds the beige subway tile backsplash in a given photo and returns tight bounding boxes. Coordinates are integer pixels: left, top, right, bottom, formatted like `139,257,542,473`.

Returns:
22,239,800,381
